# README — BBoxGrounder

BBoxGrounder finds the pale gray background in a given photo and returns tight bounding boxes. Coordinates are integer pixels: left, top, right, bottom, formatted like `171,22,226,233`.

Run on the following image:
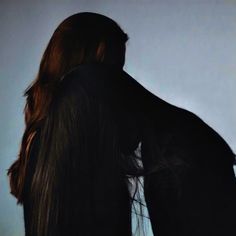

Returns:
0,0,236,235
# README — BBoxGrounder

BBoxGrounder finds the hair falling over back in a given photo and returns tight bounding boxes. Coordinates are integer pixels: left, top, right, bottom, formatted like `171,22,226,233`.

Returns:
7,12,148,235
8,12,128,204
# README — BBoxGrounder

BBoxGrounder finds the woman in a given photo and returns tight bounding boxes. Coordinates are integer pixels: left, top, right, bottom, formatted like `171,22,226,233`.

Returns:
7,12,236,236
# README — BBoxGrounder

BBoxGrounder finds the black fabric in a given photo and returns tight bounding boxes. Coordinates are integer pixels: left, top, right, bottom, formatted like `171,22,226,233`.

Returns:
23,63,236,235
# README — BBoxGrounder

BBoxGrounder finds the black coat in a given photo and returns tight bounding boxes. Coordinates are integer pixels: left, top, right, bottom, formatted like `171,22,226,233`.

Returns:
23,63,236,236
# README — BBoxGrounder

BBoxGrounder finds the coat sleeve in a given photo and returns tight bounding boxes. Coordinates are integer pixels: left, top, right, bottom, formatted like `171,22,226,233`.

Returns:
23,77,132,236
142,111,236,236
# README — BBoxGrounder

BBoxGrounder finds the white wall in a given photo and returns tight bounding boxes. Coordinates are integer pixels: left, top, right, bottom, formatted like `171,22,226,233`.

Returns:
1,1,236,235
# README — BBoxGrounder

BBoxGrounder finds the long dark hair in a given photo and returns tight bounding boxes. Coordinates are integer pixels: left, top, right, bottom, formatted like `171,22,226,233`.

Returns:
7,12,147,235
7,12,128,204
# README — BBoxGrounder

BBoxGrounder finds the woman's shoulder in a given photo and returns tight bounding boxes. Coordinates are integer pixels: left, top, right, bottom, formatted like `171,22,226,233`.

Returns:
166,103,235,165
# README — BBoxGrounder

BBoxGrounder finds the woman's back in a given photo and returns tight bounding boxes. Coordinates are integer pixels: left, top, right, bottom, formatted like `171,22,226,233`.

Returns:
23,63,236,236
22,63,144,236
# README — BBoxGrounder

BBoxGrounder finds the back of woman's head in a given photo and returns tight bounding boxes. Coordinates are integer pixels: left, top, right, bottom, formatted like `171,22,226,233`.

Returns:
7,12,129,204
41,12,128,84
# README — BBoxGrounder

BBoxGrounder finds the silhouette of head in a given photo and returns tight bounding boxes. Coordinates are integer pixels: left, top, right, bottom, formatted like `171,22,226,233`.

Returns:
40,12,129,84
